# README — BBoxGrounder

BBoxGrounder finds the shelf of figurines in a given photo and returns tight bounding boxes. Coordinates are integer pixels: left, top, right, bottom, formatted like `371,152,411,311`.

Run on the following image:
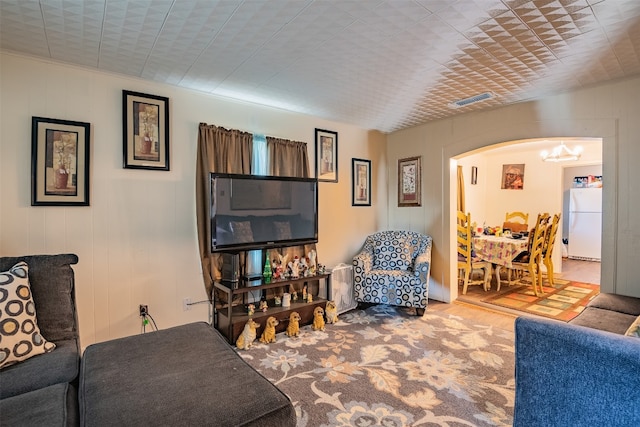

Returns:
222,297,328,323
219,272,331,295
213,273,332,344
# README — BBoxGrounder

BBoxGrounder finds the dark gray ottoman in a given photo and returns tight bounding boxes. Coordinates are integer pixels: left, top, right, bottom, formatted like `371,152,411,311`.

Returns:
79,322,295,427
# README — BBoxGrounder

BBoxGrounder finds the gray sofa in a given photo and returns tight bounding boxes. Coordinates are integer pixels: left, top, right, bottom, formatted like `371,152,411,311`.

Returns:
1,254,296,427
514,293,640,426
0,254,81,426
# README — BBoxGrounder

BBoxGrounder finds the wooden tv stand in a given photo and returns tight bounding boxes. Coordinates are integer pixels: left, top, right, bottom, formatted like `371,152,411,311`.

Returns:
213,273,331,344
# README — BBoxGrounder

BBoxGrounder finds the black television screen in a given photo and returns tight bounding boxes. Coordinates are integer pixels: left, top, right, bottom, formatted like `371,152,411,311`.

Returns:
210,173,318,252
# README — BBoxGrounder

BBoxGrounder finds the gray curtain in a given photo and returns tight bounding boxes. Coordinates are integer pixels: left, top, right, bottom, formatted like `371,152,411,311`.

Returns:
196,123,253,298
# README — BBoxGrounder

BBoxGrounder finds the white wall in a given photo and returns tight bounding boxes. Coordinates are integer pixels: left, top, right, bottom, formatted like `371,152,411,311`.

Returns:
388,76,640,300
0,52,387,348
457,154,487,225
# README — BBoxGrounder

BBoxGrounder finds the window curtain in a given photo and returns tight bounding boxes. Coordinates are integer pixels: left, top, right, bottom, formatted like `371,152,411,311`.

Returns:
265,136,317,268
267,137,310,178
196,123,253,299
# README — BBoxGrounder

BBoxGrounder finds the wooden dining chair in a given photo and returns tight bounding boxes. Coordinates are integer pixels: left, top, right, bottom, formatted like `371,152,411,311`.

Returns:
457,211,492,295
508,213,550,296
504,211,529,233
542,213,561,286
505,211,529,224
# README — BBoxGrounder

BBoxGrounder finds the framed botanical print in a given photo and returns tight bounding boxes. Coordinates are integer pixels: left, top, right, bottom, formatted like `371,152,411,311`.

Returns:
31,116,91,206
123,90,170,170
398,156,421,207
315,128,338,182
351,158,371,206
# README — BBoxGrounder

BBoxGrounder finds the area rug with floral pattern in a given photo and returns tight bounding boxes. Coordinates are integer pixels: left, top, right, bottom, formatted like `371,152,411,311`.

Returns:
236,304,515,427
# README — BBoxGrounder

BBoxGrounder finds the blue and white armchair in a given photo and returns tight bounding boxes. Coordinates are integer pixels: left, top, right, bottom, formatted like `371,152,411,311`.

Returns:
352,230,432,314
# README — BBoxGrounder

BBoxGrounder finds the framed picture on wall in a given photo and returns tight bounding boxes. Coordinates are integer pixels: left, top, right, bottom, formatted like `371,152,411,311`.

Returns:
123,90,170,171
315,128,338,182
398,156,421,207
501,163,525,189
31,116,91,206
351,158,371,206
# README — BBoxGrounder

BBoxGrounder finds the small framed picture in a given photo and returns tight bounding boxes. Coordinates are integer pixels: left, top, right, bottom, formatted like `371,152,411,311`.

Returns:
315,128,338,182
398,156,421,207
501,163,525,189
123,90,170,170
351,158,371,206
31,117,91,206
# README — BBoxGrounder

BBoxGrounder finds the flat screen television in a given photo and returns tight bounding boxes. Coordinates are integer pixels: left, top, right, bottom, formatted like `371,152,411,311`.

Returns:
210,173,318,252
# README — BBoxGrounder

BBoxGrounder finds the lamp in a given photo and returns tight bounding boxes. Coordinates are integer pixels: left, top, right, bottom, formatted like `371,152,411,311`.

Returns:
540,141,582,162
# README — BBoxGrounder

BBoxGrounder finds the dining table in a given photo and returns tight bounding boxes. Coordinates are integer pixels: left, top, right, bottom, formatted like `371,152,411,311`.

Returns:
472,234,529,291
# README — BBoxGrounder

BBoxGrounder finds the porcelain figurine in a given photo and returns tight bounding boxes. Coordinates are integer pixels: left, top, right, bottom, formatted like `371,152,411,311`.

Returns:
298,257,308,277
289,256,300,278
308,250,317,275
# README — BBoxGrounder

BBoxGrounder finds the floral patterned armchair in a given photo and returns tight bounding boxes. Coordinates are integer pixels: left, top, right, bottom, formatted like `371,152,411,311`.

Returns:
352,230,432,314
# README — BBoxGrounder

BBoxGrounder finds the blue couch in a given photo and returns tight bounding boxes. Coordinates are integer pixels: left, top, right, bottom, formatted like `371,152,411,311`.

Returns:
514,293,640,426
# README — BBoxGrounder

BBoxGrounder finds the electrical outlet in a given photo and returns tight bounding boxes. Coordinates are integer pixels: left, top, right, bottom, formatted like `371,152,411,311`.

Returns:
183,297,192,311
139,304,148,316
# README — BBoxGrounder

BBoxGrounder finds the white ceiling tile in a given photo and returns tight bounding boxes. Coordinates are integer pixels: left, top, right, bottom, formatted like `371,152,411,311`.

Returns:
1,0,639,133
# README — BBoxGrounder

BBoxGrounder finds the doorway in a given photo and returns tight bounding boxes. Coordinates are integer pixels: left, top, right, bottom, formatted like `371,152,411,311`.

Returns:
453,137,602,316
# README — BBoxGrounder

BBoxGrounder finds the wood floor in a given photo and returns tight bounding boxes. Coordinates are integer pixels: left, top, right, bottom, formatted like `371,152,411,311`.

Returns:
558,258,601,284
442,258,601,333
427,299,519,332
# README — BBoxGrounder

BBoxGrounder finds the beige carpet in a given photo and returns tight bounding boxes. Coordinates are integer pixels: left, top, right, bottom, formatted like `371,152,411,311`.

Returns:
236,304,515,427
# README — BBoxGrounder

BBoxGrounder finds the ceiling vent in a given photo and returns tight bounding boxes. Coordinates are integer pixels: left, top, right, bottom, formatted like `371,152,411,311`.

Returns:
450,92,493,108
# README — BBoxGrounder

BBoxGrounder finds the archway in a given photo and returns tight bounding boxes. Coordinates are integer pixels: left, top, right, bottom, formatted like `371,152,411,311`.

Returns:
445,135,610,305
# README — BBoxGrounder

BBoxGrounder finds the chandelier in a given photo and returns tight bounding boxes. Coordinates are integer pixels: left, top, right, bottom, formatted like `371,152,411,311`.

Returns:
540,141,582,162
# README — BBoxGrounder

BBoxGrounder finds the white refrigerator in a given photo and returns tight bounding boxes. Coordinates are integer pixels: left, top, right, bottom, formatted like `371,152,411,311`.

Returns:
568,188,602,261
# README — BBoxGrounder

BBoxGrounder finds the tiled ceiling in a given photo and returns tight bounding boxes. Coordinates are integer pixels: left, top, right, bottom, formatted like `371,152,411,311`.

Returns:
1,0,639,133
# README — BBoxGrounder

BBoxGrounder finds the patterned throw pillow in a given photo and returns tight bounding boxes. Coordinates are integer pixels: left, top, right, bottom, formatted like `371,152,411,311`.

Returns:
624,316,640,338
230,221,254,243
0,262,56,369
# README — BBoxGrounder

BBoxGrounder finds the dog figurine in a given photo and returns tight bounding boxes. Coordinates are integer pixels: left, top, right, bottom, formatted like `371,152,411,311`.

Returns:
285,311,301,337
236,319,260,350
325,300,338,324
260,316,279,344
312,306,325,331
